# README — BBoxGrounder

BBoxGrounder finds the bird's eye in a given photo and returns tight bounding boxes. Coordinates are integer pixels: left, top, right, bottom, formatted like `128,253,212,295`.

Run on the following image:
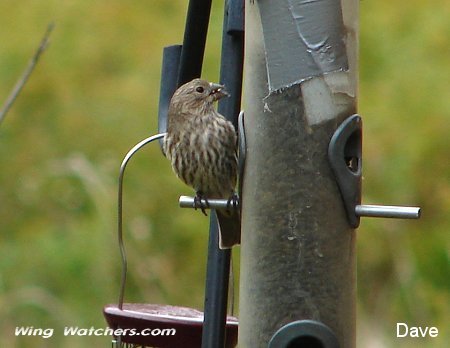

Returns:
196,86,204,93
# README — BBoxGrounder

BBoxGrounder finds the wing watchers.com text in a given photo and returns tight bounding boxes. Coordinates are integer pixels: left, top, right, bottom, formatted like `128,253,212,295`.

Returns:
15,326,176,339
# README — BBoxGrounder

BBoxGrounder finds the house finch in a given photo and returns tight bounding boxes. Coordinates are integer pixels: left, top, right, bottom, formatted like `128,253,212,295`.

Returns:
163,78,241,248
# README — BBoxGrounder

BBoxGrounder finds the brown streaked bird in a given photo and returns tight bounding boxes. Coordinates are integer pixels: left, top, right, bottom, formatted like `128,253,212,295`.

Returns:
163,78,240,249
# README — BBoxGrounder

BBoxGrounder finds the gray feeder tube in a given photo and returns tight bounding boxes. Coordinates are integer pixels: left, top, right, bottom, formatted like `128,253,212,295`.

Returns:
239,1,359,347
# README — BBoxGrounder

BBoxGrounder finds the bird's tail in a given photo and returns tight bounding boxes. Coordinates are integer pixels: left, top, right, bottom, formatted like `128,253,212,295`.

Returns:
215,209,241,249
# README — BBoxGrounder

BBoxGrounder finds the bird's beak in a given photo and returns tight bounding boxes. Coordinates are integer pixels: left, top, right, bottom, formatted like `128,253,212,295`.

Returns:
209,82,230,100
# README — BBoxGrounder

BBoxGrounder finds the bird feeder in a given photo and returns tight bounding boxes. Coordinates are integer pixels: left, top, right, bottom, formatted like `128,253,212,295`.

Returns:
104,1,421,347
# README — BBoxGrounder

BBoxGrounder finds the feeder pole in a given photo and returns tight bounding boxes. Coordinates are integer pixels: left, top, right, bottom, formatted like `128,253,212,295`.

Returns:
202,1,244,347
177,0,213,85
239,1,359,347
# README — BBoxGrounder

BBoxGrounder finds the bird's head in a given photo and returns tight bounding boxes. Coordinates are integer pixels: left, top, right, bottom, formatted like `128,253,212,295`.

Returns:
170,78,229,115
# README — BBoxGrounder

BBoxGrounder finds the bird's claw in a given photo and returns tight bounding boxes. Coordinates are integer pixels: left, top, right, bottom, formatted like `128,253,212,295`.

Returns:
194,192,209,216
226,193,239,213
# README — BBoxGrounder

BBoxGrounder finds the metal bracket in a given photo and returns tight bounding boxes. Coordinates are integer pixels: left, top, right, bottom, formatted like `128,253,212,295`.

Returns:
328,114,421,228
328,114,362,227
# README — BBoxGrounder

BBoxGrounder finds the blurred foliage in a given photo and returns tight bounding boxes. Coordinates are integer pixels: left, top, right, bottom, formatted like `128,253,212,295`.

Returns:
358,1,449,347
0,0,448,347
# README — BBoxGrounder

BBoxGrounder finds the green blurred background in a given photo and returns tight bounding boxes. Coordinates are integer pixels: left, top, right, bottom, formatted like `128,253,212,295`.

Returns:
0,1,448,347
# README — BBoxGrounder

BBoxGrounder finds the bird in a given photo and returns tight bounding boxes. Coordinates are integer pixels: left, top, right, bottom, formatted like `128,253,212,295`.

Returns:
163,78,241,249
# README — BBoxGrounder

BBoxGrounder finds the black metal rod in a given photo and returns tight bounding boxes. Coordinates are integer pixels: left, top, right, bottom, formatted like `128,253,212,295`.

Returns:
202,213,232,348
218,0,244,129
177,0,213,86
158,45,182,150
202,1,244,347
158,45,182,135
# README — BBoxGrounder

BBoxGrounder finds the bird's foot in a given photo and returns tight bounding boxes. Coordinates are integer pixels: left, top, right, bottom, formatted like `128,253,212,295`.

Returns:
226,192,239,213
194,191,209,216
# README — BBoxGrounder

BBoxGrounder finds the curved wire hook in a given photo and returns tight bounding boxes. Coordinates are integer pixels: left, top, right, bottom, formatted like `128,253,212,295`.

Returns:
117,132,166,309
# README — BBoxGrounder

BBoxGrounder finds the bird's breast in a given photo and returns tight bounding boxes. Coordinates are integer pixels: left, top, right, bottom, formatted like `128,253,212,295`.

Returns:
165,116,237,198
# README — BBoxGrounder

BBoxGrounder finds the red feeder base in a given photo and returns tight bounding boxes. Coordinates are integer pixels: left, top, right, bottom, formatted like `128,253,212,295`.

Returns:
103,303,238,348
